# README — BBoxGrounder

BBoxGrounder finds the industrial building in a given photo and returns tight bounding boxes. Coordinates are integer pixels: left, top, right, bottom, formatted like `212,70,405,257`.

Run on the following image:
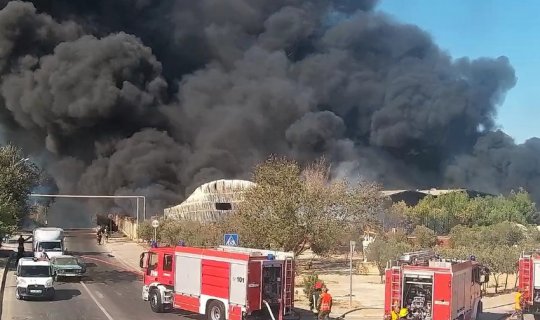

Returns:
164,179,493,224
163,179,255,223
381,188,493,206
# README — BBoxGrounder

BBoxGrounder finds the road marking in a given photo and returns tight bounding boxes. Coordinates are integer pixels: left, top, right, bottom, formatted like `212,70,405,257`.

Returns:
80,281,115,320
96,290,104,299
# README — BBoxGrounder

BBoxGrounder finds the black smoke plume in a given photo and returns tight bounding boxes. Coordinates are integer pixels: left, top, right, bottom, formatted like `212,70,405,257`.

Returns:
0,0,536,219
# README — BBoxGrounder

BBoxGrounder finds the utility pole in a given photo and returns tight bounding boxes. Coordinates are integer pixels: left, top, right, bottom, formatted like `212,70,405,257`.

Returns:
349,240,356,308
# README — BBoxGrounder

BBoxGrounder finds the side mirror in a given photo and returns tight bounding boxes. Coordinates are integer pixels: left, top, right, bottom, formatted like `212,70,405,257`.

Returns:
139,252,147,269
480,274,489,284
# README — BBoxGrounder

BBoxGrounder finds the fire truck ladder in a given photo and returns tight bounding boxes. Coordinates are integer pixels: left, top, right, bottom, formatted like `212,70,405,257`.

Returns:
521,254,532,302
390,266,402,307
282,257,294,318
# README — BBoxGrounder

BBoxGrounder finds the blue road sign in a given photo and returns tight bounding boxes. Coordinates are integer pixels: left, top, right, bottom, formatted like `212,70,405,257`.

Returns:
224,233,239,246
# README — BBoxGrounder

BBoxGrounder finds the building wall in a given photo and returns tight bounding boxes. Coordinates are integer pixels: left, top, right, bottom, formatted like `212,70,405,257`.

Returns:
164,179,256,223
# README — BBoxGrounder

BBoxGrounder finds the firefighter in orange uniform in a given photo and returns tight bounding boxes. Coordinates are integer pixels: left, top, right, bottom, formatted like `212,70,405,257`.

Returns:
317,287,332,320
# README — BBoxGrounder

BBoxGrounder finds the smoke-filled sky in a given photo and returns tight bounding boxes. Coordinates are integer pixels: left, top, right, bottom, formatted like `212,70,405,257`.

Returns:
0,0,538,216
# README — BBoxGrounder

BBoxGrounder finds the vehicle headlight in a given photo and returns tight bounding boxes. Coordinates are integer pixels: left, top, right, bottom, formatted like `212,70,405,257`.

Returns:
17,278,26,286
45,279,53,287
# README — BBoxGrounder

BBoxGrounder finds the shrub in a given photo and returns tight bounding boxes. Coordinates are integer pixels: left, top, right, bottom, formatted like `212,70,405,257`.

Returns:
302,273,323,299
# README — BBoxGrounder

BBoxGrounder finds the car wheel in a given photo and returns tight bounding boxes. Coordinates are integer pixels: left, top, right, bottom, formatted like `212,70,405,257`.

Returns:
207,300,225,320
149,290,164,313
15,290,21,300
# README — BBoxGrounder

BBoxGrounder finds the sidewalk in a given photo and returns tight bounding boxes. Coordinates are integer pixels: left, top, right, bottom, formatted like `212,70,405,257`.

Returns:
103,233,147,274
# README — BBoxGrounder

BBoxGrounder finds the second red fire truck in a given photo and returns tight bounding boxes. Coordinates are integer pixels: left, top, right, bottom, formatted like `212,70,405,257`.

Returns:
139,244,296,320
518,250,540,319
383,250,490,320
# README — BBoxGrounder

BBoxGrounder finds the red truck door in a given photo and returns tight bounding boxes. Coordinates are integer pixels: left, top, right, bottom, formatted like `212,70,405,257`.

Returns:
145,252,159,284
247,260,262,313
433,273,452,319
160,253,174,286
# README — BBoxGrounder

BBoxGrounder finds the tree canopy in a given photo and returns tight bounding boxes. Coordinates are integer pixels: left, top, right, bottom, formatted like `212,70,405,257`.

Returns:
0,144,41,236
231,156,386,256
405,189,536,234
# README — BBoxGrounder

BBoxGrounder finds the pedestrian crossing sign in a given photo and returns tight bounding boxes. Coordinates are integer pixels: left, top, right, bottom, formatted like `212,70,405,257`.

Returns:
224,234,239,247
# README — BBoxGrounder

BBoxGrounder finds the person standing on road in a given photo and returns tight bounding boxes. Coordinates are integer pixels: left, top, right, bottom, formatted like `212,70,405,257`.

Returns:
317,287,332,320
96,229,102,245
16,235,26,263
104,226,109,243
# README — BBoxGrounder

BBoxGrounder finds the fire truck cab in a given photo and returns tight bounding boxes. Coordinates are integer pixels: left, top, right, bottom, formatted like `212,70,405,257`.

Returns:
384,250,489,320
139,245,297,320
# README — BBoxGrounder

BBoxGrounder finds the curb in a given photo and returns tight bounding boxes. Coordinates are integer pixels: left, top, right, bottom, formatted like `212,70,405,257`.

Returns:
0,253,13,319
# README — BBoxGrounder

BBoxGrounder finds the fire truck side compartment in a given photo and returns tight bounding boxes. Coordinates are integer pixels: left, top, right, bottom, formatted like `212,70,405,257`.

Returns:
230,263,248,305
262,261,283,305
247,260,262,312
433,272,452,319
534,262,540,289
174,255,201,296
201,259,230,298
402,273,433,319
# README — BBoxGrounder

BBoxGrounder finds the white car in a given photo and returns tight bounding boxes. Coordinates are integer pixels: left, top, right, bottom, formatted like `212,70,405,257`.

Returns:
15,257,55,300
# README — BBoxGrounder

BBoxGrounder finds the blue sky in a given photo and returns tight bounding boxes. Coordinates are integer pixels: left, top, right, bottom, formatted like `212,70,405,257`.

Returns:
377,0,540,143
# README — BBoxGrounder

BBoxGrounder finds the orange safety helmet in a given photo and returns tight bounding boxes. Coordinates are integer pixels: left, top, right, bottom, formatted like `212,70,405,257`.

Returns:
314,281,323,289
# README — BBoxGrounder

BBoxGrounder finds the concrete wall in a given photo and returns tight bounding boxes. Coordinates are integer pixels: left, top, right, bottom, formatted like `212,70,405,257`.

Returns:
114,215,138,240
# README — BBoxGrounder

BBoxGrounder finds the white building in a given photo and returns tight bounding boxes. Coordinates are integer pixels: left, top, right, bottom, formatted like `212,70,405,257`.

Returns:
164,179,256,223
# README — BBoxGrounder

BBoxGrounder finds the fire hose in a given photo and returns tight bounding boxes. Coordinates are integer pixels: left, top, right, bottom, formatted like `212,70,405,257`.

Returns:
334,307,384,320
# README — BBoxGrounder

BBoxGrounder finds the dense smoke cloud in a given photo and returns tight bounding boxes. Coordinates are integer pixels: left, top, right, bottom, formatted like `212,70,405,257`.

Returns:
0,0,536,219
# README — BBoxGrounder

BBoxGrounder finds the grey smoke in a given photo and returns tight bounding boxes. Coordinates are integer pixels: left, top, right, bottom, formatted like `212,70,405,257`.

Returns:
0,0,536,219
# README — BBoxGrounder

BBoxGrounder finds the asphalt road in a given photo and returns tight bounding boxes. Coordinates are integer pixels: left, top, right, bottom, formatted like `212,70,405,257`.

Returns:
1,230,201,320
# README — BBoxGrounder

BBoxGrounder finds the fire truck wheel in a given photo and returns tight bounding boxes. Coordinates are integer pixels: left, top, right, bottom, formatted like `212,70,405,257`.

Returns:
149,289,164,313
207,300,225,320
477,301,483,314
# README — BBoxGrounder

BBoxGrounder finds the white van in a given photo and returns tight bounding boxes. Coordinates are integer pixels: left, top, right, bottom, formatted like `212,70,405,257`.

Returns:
15,257,55,300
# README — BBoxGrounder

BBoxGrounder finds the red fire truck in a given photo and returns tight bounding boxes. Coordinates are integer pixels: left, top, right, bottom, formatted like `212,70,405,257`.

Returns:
139,245,297,320
383,250,490,320
518,250,540,317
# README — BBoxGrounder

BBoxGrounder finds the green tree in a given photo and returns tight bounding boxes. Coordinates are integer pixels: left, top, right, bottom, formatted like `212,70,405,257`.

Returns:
407,191,471,234
410,225,437,249
365,233,413,283
138,218,223,247
406,190,537,234
0,145,41,238
234,156,385,257
449,222,525,248
137,221,155,242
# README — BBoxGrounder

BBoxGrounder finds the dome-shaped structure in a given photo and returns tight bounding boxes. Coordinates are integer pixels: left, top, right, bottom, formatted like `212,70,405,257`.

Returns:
164,179,256,223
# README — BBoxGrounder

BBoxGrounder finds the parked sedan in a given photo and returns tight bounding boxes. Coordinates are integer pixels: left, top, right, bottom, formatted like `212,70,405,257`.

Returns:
50,255,86,280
